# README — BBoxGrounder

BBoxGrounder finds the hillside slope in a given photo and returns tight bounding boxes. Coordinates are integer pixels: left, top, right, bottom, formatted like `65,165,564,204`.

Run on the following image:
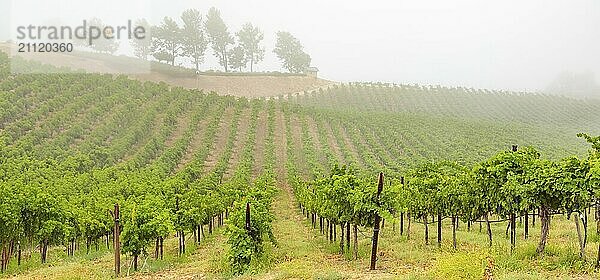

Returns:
2,53,600,279
0,43,334,98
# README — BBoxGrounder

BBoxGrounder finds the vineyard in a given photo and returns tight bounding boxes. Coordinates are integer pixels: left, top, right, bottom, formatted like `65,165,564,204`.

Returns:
1,52,600,279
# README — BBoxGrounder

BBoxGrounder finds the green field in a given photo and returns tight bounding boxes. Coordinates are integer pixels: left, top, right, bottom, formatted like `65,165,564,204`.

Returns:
1,53,600,279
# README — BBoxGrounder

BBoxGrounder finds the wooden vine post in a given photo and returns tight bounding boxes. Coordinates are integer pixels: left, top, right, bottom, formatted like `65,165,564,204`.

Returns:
510,145,518,251
114,203,120,277
400,176,404,236
245,202,251,231
370,172,384,270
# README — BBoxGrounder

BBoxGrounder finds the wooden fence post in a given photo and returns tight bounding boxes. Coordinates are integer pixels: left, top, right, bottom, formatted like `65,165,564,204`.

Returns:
245,202,251,231
114,203,120,277
400,176,405,235
370,172,384,270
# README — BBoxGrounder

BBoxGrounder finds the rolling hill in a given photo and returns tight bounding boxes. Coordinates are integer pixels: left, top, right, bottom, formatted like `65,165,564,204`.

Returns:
1,51,600,279
0,43,335,98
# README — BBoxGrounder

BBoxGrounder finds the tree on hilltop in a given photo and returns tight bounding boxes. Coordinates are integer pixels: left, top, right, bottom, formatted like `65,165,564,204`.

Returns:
204,7,234,72
237,23,265,72
273,31,311,73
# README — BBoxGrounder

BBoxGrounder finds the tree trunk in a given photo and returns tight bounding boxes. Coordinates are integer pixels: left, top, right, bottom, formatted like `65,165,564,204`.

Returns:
334,223,337,242
437,213,442,247
596,239,600,268
319,217,323,233
340,223,344,253
346,222,350,251
407,213,411,240
353,224,358,260
452,216,457,250
223,50,229,72
160,237,164,260
485,213,493,247
400,212,404,236
181,230,185,255
329,221,333,242
1,244,5,273
584,209,588,248
133,254,138,271
155,238,159,259
536,206,550,254
17,241,22,266
178,230,186,256
196,224,202,243
595,199,600,235
575,212,586,259
524,211,529,239
424,215,429,245
510,213,516,252
41,239,48,264
86,237,91,254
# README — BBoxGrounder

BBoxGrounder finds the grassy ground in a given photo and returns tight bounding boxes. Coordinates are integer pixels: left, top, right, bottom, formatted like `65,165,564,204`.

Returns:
3,185,600,279
247,183,600,280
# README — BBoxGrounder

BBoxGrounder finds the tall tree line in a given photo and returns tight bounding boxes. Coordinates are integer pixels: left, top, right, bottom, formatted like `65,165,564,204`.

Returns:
131,7,311,73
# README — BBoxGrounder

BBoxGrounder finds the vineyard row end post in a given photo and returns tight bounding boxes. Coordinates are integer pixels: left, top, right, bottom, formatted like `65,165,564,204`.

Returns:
370,172,384,270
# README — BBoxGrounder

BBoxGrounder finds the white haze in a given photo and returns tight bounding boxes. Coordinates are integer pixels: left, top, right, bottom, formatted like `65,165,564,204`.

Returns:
1,0,599,93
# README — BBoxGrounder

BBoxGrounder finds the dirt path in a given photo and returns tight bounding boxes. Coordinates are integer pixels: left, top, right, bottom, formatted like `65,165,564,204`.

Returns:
120,112,165,162
274,109,288,182
358,125,399,170
321,118,347,166
304,116,327,165
163,110,193,148
334,121,365,168
68,103,127,149
201,106,235,173
289,114,310,179
174,109,214,172
259,171,395,279
223,108,251,179
252,109,268,177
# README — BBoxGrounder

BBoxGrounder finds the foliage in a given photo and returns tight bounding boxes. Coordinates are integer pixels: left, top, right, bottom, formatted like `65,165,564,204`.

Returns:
237,23,265,72
131,18,152,59
152,17,183,65
225,174,277,274
205,7,234,72
181,9,208,71
273,31,311,73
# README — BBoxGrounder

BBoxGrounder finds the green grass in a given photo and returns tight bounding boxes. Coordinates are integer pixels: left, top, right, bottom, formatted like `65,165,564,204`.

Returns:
3,190,600,280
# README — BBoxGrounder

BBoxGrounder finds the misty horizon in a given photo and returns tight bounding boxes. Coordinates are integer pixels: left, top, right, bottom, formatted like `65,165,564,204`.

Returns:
1,0,599,94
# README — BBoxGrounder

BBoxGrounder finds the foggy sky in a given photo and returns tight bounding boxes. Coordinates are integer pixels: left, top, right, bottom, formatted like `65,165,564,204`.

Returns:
2,0,600,92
